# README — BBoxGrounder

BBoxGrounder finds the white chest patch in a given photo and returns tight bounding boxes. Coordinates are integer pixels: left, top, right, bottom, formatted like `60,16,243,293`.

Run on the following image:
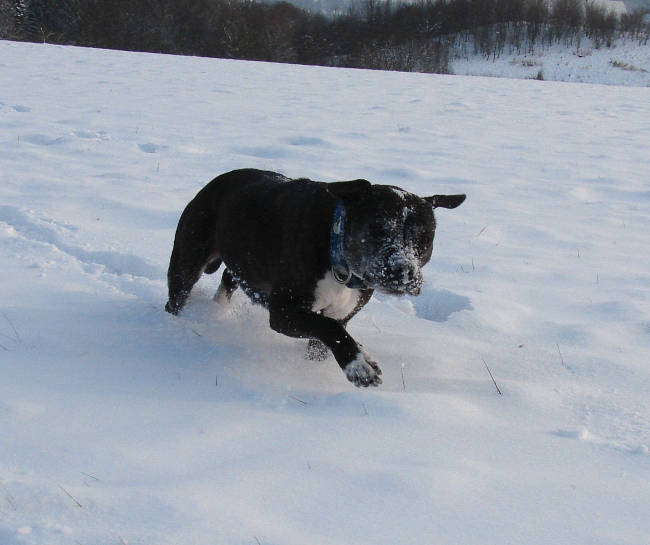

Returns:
312,271,361,321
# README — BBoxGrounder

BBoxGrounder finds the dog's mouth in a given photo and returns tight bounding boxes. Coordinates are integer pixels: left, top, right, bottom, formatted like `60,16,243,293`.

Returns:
374,282,422,296
370,276,423,296
361,252,424,296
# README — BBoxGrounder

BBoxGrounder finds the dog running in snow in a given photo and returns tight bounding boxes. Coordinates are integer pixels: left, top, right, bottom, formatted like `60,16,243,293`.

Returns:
166,169,465,387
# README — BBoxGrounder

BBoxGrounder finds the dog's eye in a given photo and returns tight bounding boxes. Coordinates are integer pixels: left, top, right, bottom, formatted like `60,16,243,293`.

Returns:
420,233,433,246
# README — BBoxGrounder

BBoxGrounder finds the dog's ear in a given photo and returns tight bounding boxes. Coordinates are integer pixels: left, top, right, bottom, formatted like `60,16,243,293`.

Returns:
425,194,466,209
327,179,371,202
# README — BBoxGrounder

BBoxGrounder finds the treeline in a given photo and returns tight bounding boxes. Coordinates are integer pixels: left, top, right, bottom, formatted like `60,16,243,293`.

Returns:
1,0,649,73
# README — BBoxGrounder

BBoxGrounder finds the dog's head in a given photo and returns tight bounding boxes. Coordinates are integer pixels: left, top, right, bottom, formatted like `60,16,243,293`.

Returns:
328,180,465,296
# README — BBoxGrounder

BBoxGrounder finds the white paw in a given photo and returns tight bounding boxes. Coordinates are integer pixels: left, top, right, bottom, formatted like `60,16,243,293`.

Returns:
344,348,383,387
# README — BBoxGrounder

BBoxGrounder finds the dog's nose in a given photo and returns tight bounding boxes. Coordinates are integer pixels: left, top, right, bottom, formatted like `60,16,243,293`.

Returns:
391,264,417,286
384,251,422,292
405,267,416,283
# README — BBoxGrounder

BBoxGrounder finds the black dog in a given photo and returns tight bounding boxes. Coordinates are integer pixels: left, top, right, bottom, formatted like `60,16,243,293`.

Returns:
166,169,465,387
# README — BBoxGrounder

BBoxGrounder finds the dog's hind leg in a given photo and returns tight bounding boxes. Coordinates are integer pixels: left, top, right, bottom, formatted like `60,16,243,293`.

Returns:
166,252,218,316
214,268,238,304
166,192,222,315
166,271,199,315
166,235,220,317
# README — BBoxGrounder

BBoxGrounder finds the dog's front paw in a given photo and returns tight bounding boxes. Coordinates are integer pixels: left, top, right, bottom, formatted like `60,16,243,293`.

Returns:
344,348,383,387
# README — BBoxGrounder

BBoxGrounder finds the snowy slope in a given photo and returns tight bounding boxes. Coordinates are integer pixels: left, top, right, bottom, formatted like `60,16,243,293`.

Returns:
1,40,649,545
453,39,650,87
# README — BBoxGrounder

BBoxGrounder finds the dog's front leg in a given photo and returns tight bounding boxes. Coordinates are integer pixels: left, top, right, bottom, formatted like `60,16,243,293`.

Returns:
269,296,382,387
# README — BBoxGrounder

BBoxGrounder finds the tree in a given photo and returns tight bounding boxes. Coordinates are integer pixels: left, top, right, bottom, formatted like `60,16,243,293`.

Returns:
0,0,19,37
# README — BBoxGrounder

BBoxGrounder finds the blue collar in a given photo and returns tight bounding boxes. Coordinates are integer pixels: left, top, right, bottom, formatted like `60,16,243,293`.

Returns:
330,200,366,289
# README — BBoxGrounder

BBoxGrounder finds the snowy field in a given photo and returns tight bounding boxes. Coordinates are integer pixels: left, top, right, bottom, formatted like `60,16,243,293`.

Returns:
1,40,650,545
453,38,650,87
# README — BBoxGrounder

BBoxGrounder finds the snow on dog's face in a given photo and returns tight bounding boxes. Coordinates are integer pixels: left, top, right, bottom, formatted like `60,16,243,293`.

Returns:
342,185,437,296
327,180,465,296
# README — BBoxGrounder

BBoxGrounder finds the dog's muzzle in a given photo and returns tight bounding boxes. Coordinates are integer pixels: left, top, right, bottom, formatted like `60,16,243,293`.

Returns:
364,248,423,296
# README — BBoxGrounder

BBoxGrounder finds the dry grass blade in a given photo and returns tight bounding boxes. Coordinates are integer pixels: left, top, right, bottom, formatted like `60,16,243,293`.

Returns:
482,356,502,395
3,484,17,510
2,313,21,342
59,485,83,508
556,342,565,366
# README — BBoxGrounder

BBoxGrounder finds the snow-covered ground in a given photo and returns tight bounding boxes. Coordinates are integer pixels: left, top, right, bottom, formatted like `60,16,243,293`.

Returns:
453,38,650,86
1,39,649,545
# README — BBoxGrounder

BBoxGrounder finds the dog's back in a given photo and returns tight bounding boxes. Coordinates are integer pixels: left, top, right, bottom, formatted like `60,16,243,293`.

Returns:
166,169,335,314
